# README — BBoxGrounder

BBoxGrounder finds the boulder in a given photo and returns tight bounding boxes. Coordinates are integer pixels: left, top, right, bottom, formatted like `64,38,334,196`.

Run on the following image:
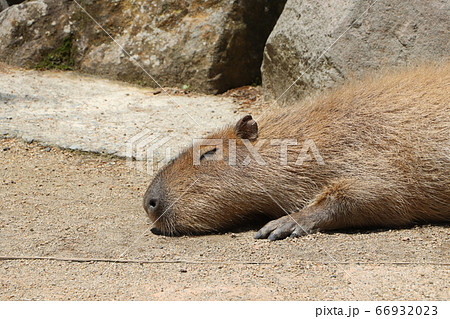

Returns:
0,1,72,67
0,1,26,12
262,0,450,103
0,0,286,93
0,1,8,12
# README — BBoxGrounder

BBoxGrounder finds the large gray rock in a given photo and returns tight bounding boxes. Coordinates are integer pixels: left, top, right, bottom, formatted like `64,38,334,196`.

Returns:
0,1,70,66
0,0,285,93
262,0,450,103
0,0,8,12
0,1,26,13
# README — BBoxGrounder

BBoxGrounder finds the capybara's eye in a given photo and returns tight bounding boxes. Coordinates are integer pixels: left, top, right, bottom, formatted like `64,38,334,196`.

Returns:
200,148,217,161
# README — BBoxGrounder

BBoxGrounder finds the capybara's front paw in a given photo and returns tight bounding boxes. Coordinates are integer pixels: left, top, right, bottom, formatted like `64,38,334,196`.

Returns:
254,215,311,241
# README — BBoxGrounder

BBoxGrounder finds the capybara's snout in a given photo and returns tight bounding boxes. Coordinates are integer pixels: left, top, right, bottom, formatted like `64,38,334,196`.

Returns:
143,177,166,221
143,192,161,218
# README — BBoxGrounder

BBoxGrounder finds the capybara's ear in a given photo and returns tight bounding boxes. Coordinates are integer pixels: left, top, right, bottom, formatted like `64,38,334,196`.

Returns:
234,115,258,141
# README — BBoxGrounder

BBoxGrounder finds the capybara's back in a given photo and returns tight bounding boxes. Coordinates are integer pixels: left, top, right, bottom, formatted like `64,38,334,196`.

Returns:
144,62,450,240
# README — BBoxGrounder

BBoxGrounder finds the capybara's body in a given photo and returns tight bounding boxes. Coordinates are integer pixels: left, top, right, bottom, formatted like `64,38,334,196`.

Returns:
144,62,450,240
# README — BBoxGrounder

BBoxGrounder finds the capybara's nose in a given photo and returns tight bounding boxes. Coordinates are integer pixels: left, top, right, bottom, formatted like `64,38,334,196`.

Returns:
144,194,162,217
147,197,159,212
144,178,166,220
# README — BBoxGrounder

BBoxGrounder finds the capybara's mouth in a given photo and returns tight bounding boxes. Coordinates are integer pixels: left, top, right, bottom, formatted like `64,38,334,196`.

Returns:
150,227,180,237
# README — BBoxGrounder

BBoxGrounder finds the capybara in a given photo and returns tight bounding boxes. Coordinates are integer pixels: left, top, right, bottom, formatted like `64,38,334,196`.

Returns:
143,62,450,240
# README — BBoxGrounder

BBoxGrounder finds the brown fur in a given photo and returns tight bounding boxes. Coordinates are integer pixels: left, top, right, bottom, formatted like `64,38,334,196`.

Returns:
143,62,450,239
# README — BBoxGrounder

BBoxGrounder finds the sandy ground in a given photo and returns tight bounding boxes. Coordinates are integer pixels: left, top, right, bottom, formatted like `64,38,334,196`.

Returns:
0,138,449,300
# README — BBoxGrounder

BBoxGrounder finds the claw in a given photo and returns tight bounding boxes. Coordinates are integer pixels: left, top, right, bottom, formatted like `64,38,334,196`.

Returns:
254,214,315,240
254,215,298,240
253,231,263,239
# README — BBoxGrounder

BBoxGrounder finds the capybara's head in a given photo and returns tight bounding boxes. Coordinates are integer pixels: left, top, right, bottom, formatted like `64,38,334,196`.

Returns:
143,114,307,235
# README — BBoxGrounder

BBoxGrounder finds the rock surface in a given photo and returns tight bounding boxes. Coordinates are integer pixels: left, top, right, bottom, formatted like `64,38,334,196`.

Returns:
262,0,450,102
0,0,23,12
0,0,286,93
0,63,261,168
0,1,7,12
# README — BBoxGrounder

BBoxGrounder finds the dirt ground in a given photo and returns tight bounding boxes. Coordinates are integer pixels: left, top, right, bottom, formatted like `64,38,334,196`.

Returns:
0,137,449,300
